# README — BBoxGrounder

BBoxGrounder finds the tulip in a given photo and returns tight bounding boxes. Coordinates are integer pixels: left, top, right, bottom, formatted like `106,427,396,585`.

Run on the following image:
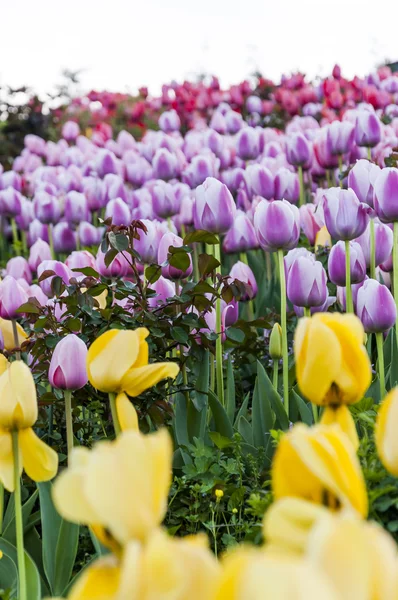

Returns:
376,388,398,476
223,211,258,253
1,171,21,191
0,187,22,217
374,167,398,223
286,132,312,169
49,334,88,390
6,257,32,284
347,159,381,207
0,276,28,320
134,219,164,265
152,181,182,218
272,423,368,515
78,222,101,247
244,164,274,199
225,110,244,134
96,248,129,279
328,240,367,286
62,120,80,142
274,168,300,204
322,187,371,241
0,318,27,351
326,121,355,156
29,219,49,246
229,261,257,300
193,177,236,235
287,255,328,309
184,153,219,188
24,134,46,155
355,220,393,269
94,149,119,178
158,232,193,280
313,128,339,169
105,198,131,226
32,191,61,224
319,404,359,449
295,312,371,406
53,222,77,253
152,148,180,180
299,204,324,245
235,127,260,160
147,276,175,308
158,109,181,132
53,429,172,545
37,260,73,297
28,238,52,272
64,191,89,224
66,250,97,274
83,177,107,213
314,225,331,249
254,199,300,252
355,111,382,147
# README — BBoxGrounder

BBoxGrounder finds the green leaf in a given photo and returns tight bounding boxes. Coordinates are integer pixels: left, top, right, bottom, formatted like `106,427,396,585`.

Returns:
226,356,236,423
3,489,39,545
252,365,274,447
71,266,99,277
208,431,233,449
208,390,234,438
144,265,161,284
168,248,190,272
25,550,42,600
171,327,188,344
256,361,289,430
389,330,398,390
198,254,220,277
53,521,80,596
291,389,313,425
0,551,17,596
16,301,41,315
173,392,190,448
191,350,209,412
236,415,253,445
104,248,118,267
183,230,220,245
226,328,245,344
234,392,250,426
37,481,62,593
108,232,129,251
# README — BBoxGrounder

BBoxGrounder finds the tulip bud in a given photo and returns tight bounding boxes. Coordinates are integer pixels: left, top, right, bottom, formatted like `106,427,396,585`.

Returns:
0,276,29,319
96,248,128,279
94,149,119,178
158,109,181,132
355,111,382,147
158,232,193,280
287,255,328,308
53,222,77,253
193,177,236,234
274,168,300,204
62,121,80,142
225,110,243,134
15,198,34,231
244,164,274,200
223,210,258,253
254,199,300,252
374,167,398,222
6,257,32,284
347,159,381,207
0,187,22,217
104,198,131,226
28,239,52,272
83,177,107,211
152,148,180,181
49,334,88,390
66,250,97,274
1,171,22,191
229,261,258,300
269,323,283,359
33,191,61,224
147,276,175,308
286,133,313,169
299,204,324,246
326,121,355,155
356,279,396,333
78,222,101,247
37,260,73,297
328,241,367,286
29,219,49,245
236,127,260,160
322,187,371,240
246,95,263,114
134,220,164,265
152,181,182,218
64,191,89,224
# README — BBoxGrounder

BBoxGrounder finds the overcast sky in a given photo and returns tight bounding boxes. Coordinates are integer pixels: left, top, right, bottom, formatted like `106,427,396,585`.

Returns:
1,0,398,97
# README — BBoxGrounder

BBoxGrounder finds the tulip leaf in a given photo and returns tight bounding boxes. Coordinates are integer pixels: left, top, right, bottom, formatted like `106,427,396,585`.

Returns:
226,356,236,422
53,521,80,596
252,368,274,447
256,361,289,430
3,488,39,545
236,415,253,445
0,538,41,599
173,392,190,448
208,390,234,439
290,389,313,426
0,549,17,596
389,330,398,390
192,350,210,412
38,481,62,593
234,392,250,426
183,230,220,245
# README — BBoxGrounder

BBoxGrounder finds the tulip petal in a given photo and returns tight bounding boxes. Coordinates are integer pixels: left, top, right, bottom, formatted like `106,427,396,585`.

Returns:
121,362,180,397
116,393,138,432
134,328,150,367
320,405,359,450
0,318,27,351
68,555,121,600
19,428,58,483
0,355,8,377
376,390,398,476
0,429,17,492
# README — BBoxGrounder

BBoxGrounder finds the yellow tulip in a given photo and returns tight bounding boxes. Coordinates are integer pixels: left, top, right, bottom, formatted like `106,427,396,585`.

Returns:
53,429,172,546
375,388,398,476
69,529,219,600
86,328,179,394
263,497,331,556
115,392,138,432
0,318,27,351
307,512,398,600
294,312,371,406
315,225,331,249
213,546,338,600
272,424,368,516
0,361,37,430
320,405,359,450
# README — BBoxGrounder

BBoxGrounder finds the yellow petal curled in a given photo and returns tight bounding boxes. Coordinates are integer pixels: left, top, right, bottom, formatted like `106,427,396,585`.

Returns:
320,405,359,450
0,429,18,492
68,555,121,600
0,318,27,351
375,388,398,476
121,362,180,397
115,393,138,432
19,428,58,483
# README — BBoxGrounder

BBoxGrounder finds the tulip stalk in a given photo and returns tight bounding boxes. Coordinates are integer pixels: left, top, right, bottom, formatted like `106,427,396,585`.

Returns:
239,253,255,320
345,240,353,313
394,223,398,346
12,431,27,600
12,320,21,360
214,240,224,406
11,218,19,254
369,219,376,279
337,155,343,188
376,332,386,399
277,249,289,417
64,390,74,462
298,166,305,206
272,360,278,392
48,224,55,259
108,392,121,436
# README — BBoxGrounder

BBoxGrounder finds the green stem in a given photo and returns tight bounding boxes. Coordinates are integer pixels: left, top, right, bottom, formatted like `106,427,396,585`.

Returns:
298,165,305,206
12,431,27,600
272,360,279,392
108,392,121,436
369,219,376,279
48,224,55,259
193,244,200,282
64,390,74,463
326,170,332,188
12,320,21,360
265,251,272,281
239,252,248,265
345,240,353,313
277,249,289,418
367,147,372,161
393,223,398,349
0,483,4,534
11,218,19,254
312,403,318,424
337,155,343,188
247,300,255,321
214,240,224,405
210,352,215,393
376,332,386,400
303,307,311,318
21,231,28,257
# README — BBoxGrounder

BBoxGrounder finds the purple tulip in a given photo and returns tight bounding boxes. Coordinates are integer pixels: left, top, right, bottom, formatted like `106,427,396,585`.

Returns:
28,239,52,272
328,240,367,286
356,279,396,333
158,110,181,133
322,187,372,240
355,220,393,268
209,111,227,134
284,248,314,277
355,112,382,147
194,177,236,234
62,121,80,142
235,127,260,160
96,248,128,279
28,284,48,306
64,191,89,224
134,219,165,265
29,219,49,246
53,222,77,253
158,232,193,280
0,276,29,319
152,148,180,181
105,198,131,226
83,177,107,211
299,204,324,245
347,159,381,207
287,255,328,308
125,157,153,187
374,167,398,223
183,153,219,188
24,135,46,156
16,198,34,231
229,261,257,300
337,279,367,312
244,164,274,200
94,149,119,178
49,334,88,390
78,222,101,247
0,187,22,217
223,210,258,253
246,96,263,114
147,276,176,308
6,257,32,284
66,250,97,274
33,191,61,224
1,171,22,191
225,111,243,134
254,199,300,252
37,260,73,297
326,121,355,155
274,168,300,204
152,181,182,218
293,295,336,317
286,133,313,169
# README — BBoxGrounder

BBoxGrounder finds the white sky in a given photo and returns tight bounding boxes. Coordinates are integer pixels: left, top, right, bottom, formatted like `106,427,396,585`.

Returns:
1,0,398,98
